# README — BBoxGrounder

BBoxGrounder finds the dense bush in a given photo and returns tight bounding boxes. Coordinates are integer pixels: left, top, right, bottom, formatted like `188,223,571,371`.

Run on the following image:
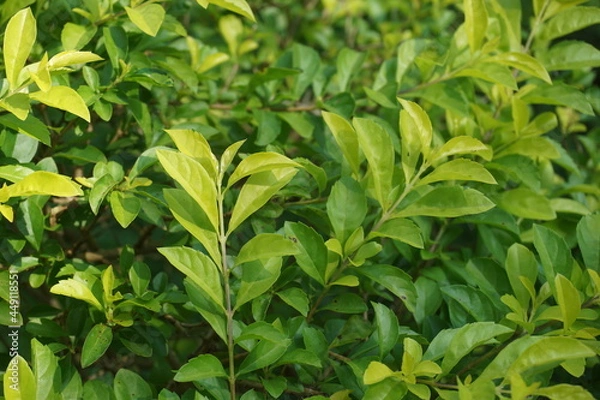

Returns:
1,0,599,399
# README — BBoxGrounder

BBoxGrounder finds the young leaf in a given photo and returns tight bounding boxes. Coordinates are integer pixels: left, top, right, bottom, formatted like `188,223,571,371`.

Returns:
326,177,367,245
464,0,488,53
125,3,165,37
174,354,227,382
228,167,298,235
363,361,395,385
235,257,282,310
488,52,552,83
201,0,256,22
4,355,36,400
353,118,395,209
418,159,497,186
47,50,103,69
398,98,433,161
220,140,246,175
322,111,361,176
29,86,91,122
395,186,495,218
237,340,290,376
50,279,103,311
81,324,113,368
235,233,299,265
157,149,218,231
3,8,36,90
5,171,82,200
159,246,224,309
164,129,218,178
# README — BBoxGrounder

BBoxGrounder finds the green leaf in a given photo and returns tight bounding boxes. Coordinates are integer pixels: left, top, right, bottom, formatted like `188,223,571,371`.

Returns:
228,167,298,234
200,0,255,22
432,136,493,162
464,0,488,53
326,177,367,245
254,110,282,146
541,41,600,71
353,118,395,209
535,384,595,400
355,264,416,312
396,186,495,218
109,191,141,228
0,114,50,145
499,188,556,220
129,262,151,297
321,292,368,314
539,6,600,41
419,159,496,186
185,279,227,344
236,233,298,265
496,137,560,159
441,322,513,373
336,48,366,92
576,214,600,272
276,288,309,316
157,149,218,231
322,111,361,175
113,369,152,400
396,39,429,85
533,225,572,295
159,246,224,309
50,278,103,311
235,257,282,310
237,339,290,376
3,8,36,90
505,244,538,309
4,355,36,400
81,323,113,368
506,337,594,379
368,218,424,249
555,274,581,331
83,381,113,400
236,321,288,343
522,82,593,115
454,62,517,89
32,339,59,400
441,285,497,323
164,188,220,265
488,52,551,83
174,354,227,382
284,221,328,285
30,86,90,121
364,379,408,400
277,112,314,139
372,302,400,360
227,152,300,188
16,199,43,250
125,3,165,37
292,43,320,99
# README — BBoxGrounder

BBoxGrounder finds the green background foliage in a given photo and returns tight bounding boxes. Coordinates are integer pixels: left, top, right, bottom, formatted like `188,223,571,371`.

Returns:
0,0,599,399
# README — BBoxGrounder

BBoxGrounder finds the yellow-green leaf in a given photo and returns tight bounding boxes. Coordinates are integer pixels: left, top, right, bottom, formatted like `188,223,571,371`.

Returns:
50,279,103,311
0,94,30,121
555,274,581,331
3,8,36,90
364,361,395,385
322,111,361,176
29,86,90,122
7,171,83,199
489,52,552,84
125,3,166,37
418,159,497,186
432,136,493,163
204,0,255,22
48,50,103,69
4,355,36,400
464,0,488,53
164,129,218,178
227,152,300,188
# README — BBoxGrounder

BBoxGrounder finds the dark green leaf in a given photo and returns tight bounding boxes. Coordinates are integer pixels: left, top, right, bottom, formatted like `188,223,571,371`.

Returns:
81,324,113,368
237,340,290,376
174,354,227,382
113,369,153,400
